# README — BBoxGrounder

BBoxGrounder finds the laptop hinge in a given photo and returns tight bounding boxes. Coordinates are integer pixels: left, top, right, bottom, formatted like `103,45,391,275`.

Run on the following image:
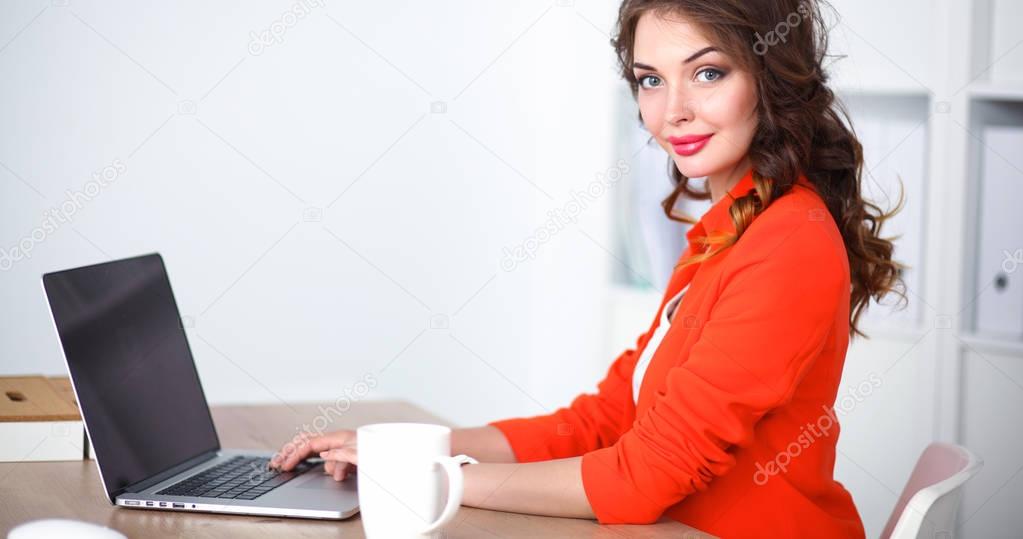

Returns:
115,449,220,498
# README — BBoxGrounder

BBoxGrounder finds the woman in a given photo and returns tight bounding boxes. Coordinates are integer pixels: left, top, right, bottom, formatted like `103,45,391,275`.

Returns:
272,0,902,536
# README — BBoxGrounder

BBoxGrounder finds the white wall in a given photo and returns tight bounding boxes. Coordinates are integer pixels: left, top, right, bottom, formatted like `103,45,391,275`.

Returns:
5,1,1021,537
0,0,622,428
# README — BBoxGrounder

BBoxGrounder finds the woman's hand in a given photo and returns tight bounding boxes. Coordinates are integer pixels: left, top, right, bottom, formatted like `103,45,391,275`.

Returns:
271,430,358,482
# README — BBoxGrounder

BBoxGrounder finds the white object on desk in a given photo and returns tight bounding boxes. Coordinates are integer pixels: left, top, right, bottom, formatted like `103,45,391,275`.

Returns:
357,423,475,539
8,519,127,539
0,377,91,463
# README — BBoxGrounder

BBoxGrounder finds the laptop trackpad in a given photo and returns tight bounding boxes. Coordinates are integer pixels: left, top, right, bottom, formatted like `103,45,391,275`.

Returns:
295,467,356,490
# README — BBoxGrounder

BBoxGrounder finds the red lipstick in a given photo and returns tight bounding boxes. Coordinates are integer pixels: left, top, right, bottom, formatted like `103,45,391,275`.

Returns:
668,134,713,156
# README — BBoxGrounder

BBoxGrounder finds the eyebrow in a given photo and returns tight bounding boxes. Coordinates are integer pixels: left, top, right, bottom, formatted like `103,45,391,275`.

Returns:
632,46,720,71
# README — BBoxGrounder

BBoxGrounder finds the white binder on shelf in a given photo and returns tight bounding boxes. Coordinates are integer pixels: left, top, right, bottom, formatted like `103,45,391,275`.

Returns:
974,126,1023,339
856,100,929,330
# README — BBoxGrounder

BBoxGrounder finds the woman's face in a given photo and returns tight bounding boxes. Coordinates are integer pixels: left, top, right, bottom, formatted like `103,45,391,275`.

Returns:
632,11,759,180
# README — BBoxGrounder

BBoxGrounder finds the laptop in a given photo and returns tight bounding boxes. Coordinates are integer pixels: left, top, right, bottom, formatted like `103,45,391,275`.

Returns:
41,253,360,520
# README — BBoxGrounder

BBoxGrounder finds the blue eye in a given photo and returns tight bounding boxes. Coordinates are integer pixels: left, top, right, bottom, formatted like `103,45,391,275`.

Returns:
638,74,663,90
695,68,725,83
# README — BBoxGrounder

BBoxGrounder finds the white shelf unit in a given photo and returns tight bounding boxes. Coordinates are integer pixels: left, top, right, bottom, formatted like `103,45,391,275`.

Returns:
954,2,1023,537
956,91,1023,539
603,1,1023,537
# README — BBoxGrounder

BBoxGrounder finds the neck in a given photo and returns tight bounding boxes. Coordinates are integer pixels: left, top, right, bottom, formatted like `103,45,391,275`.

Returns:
707,158,752,204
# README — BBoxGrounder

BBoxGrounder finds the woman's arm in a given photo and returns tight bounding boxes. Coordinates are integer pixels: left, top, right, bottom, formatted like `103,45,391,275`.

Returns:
451,426,595,518
451,425,517,463
307,426,596,518
461,457,595,519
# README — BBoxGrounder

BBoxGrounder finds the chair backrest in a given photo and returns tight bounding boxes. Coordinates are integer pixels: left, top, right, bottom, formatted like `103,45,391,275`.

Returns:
881,443,983,539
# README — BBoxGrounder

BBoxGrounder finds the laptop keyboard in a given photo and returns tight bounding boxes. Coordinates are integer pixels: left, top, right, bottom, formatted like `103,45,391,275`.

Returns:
157,455,314,500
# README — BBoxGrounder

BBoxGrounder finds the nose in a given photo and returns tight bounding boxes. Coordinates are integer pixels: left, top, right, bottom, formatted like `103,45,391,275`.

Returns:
664,83,695,125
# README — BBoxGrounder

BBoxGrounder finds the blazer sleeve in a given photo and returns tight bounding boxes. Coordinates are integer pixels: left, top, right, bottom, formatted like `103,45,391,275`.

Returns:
580,221,847,524
486,326,654,463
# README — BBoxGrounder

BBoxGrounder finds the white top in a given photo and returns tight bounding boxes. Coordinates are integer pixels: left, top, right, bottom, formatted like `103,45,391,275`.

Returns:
632,284,689,404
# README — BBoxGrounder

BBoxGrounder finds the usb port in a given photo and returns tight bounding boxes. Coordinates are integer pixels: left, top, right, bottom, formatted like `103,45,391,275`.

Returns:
172,503,185,508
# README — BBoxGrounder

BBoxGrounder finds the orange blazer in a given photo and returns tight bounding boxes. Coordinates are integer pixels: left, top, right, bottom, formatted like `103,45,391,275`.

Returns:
489,167,865,538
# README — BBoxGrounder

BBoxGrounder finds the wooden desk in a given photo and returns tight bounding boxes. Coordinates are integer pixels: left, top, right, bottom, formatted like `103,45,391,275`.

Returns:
0,401,711,538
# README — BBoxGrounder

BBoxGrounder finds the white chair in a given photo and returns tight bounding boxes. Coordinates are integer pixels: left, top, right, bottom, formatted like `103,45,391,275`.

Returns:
881,443,983,539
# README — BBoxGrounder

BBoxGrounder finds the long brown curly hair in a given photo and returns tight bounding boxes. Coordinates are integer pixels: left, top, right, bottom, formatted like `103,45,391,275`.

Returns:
612,0,906,338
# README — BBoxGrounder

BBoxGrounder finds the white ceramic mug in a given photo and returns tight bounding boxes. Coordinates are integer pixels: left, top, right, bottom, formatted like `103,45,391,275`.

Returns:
356,423,474,538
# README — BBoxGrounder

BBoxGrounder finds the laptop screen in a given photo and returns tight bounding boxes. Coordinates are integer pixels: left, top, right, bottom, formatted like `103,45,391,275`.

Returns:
43,253,220,498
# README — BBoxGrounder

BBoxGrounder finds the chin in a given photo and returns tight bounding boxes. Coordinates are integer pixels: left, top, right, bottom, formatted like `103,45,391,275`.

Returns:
670,156,719,179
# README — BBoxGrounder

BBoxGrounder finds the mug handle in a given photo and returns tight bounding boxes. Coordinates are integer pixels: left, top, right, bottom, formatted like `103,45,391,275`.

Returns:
419,454,477,535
